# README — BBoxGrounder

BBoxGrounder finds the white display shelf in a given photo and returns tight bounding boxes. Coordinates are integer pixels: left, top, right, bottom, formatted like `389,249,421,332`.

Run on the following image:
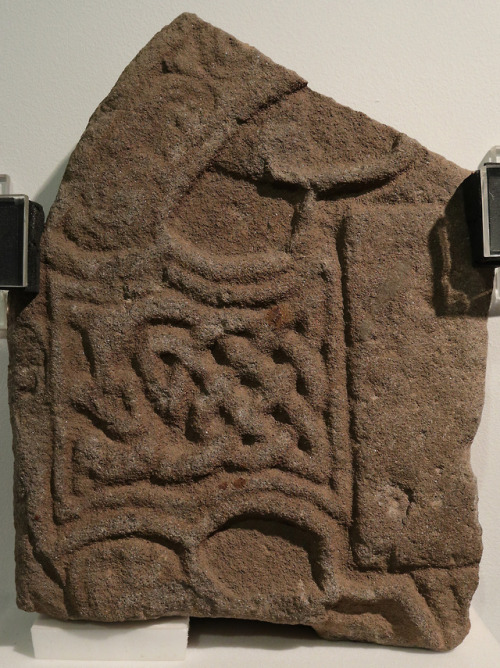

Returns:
31,614,189,662
0,599,499,667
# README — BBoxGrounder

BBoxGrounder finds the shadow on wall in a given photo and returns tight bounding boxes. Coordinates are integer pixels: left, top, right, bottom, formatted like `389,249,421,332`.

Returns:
187,617,431,655
429,182,494,317
0,605,34,656
34,151,73,217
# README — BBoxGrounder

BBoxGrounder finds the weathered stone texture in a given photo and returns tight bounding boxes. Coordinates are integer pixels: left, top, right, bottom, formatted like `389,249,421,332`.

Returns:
7,13,493,650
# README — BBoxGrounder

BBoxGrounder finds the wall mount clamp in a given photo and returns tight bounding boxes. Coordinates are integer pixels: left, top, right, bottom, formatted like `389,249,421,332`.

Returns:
0,175,45,337
463,146,500,266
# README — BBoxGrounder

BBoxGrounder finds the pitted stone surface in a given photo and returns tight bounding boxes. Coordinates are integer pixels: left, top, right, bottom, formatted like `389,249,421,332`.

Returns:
7,13,493,650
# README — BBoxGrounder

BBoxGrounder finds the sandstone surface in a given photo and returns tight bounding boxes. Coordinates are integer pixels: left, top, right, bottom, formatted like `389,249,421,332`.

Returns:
7,13,494,650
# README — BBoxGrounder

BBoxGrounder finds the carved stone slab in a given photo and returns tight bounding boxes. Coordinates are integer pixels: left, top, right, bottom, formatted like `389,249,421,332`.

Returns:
7,13,493,650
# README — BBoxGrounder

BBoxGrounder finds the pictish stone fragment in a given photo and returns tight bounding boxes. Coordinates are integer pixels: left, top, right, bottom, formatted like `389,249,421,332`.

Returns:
8,13,493,650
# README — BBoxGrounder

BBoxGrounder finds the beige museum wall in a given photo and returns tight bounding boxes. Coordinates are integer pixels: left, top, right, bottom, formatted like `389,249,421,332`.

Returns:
1,0,499,641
